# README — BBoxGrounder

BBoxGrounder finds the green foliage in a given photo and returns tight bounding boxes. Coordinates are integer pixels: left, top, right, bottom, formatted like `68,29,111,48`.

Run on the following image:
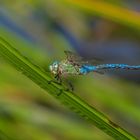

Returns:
0,37,138,140
0,1,140,139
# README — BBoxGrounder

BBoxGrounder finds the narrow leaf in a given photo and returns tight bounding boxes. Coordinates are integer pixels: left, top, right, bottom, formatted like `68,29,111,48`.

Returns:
61,0,140,32
0,37,138,140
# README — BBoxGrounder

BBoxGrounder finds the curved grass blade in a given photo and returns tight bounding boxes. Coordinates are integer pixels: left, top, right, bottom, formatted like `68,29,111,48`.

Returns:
0,37,138,140
61,0,140,32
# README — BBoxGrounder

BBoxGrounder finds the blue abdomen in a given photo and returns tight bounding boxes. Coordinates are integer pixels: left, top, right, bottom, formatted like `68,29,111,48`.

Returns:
80,65,97,74
80,64,140,74
96,64,140,70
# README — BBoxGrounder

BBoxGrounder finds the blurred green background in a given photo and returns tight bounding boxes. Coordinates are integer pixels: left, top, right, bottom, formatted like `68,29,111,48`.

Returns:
0,0,140,139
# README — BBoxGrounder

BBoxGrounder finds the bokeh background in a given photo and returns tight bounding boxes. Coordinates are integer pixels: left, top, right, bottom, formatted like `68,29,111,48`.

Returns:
0,0,140,139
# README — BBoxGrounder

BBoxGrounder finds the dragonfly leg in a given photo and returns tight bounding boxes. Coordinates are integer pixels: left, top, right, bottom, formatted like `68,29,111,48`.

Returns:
48,74,62,85
64,81,74,92
57,84,73,96
55,74,62,84
68,81,74,91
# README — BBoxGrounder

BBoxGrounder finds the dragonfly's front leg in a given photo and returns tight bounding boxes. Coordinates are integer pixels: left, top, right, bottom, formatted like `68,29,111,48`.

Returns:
48,73,62,85
54,76,74,93
55,74,62,84
48,75,74,96
48,73,64,96
66,81,74,92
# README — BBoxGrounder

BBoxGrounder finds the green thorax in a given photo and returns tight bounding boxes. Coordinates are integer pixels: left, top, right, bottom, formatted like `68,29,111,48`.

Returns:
59,60,80,75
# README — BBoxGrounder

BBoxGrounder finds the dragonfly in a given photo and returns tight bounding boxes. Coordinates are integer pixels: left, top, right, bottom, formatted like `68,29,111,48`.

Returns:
49,51,140,90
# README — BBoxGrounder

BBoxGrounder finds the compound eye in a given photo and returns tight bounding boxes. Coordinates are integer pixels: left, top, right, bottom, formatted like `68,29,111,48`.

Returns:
53,61,58,66
49,61,59,75
54,64,58,68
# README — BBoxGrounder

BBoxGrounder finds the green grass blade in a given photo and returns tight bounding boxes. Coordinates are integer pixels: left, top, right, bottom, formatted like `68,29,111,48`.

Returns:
0,37,138,140
60,0,140,32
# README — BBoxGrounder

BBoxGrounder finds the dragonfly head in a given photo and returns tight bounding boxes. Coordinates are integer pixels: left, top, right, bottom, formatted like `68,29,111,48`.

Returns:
49,61,59,75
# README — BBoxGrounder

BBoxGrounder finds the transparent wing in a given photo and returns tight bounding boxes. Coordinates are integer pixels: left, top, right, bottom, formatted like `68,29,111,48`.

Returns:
64,50,83,63
64,50,102,65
